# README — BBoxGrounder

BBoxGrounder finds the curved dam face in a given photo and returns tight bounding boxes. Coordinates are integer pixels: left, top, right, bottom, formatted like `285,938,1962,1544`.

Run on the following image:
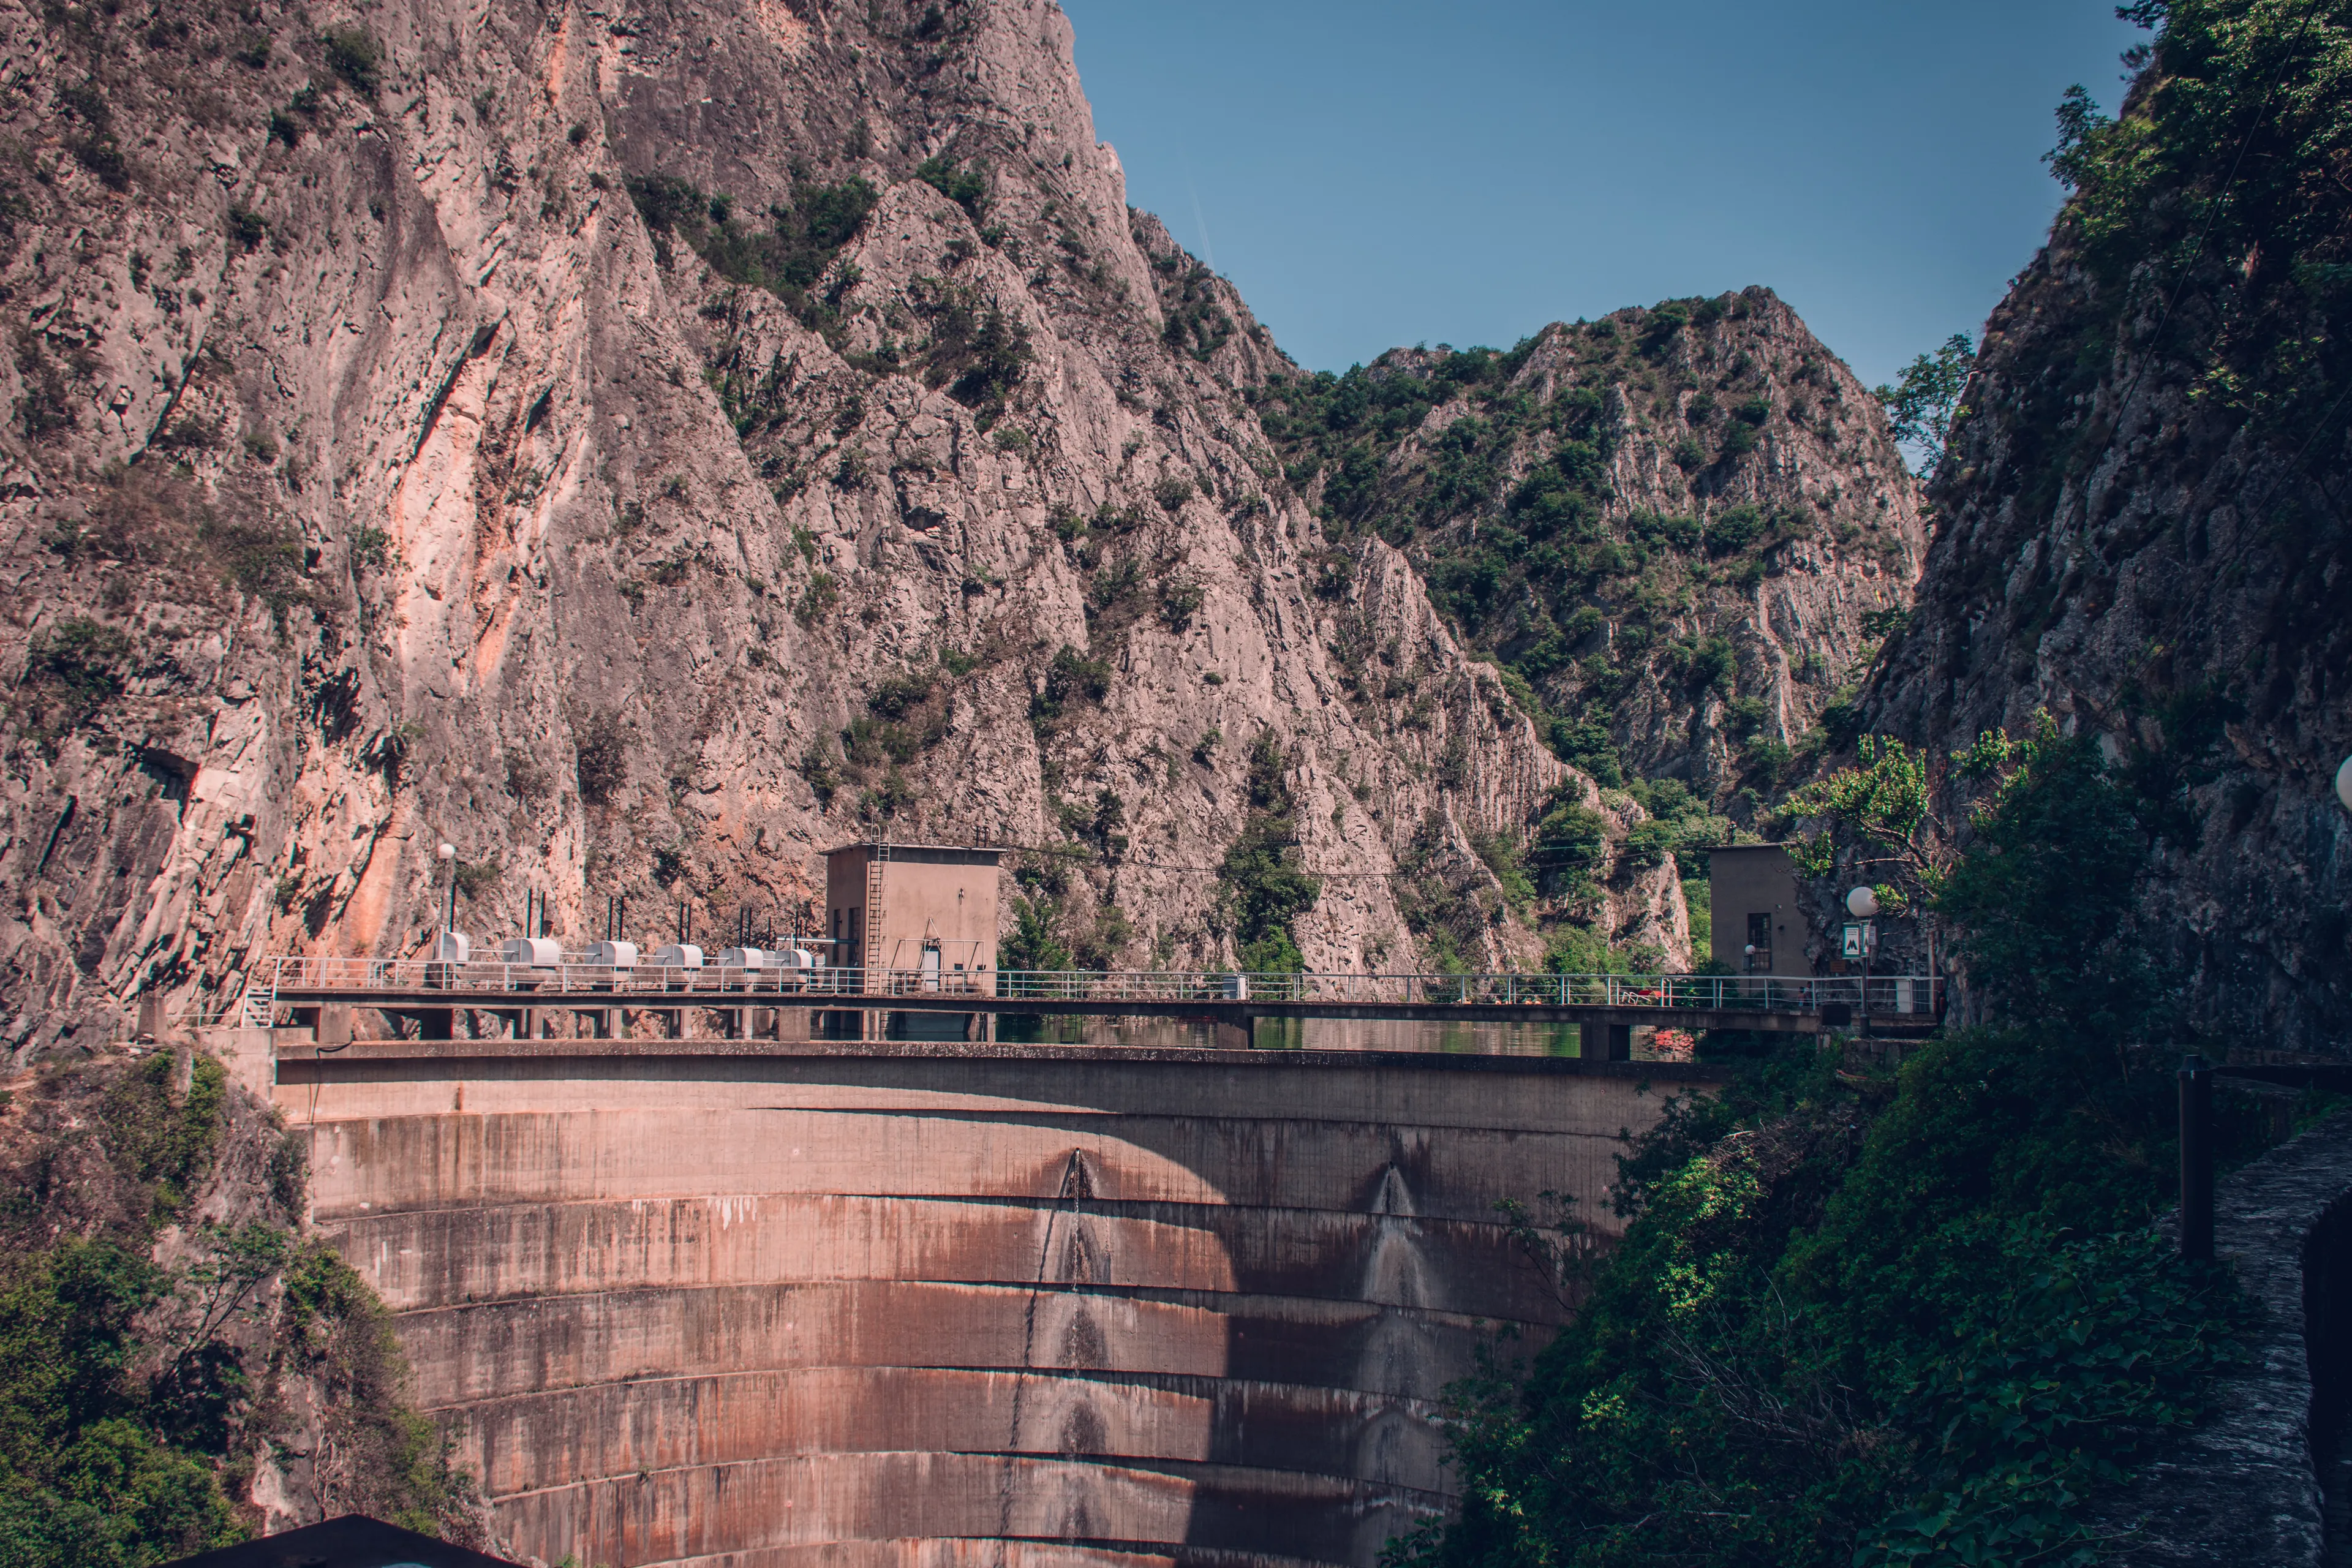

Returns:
276,1039,1716,1567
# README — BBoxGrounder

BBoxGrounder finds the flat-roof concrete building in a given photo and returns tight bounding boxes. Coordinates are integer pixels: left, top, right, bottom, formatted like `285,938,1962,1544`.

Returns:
822,842,1002,987
1706,843,1802,974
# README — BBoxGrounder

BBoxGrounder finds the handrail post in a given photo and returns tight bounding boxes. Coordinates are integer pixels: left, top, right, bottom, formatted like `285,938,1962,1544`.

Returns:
2179,1055,2214,1262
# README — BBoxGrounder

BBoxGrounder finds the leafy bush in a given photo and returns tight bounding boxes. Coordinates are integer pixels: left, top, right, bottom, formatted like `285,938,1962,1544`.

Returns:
628,173,879,329
914,155,988,223
573,714,627,805
1621,816,1677,868
197,512,306,616
1030,644,1110,726
1218,735,1322,971
1530,792,1610,870
1627,510,1702,551
1160,260,1235,360
0,1237,240,1567
18,618,132,740
907,278,1030,426
1156,576,1204,630
1705,504,1767,556
1685,636,1737,692
1542,923,1647,974
2035,2,2351,447
1547,710,1624,786
1000,893,1073,972
0,1058,476,1567
1723,694,1770,736
865,669,935,719
1642,300,1691,356
320,26,381,94
1419,700,2256,1568
1152,474,1194,511
795,571,839,627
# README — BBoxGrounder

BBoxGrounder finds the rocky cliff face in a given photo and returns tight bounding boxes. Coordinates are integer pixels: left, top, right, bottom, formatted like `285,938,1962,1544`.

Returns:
1866,225,2352,1054
1255,293,1925,817
1863,9,2352,1056
0,0,1746,1052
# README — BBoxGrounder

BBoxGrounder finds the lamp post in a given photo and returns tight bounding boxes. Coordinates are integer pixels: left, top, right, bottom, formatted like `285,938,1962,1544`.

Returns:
437,842,456,936
1847,885,1879,1034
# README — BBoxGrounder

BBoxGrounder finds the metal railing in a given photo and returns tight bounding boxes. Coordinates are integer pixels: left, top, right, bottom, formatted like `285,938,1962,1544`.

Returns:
239,955,1942,1019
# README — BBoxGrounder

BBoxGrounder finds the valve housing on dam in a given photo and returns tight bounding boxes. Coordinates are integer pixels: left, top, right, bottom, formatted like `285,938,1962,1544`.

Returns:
266,1034,1716,1566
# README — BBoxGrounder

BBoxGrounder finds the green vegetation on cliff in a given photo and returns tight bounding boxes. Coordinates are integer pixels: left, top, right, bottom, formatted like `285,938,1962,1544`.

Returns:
1411,725,2286,1568
1938,0,2352,525
1253,296,1909,800
0,1055,477,1566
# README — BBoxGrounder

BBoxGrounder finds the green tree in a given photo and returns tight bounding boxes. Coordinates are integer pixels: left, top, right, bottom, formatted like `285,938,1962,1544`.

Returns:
1872,333,1975,472
999,895,1072,974
1939,722,2153,1037
1217,735,1321,971
1417,717,2248,1568
1778,733,1943,898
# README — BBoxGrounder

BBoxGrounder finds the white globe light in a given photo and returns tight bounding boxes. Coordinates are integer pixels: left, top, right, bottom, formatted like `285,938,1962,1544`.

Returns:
1846,886,1880,919
1743,944,1756,956
2337,756,2352,814
437,842,456,861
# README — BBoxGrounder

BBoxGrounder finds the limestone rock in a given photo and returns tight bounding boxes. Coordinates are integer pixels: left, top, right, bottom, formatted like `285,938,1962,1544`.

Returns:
0,0,1717,1051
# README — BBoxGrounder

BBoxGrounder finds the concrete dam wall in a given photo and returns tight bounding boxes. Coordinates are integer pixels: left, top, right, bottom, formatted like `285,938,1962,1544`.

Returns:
274,1038,1717,1567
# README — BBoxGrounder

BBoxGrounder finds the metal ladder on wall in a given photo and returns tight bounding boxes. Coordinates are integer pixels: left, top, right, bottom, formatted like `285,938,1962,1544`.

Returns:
236,957,280,1030
864,844,887,984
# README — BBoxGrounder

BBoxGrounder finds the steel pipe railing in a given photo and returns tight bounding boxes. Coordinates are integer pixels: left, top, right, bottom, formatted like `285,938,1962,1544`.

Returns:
240,956,1942,1019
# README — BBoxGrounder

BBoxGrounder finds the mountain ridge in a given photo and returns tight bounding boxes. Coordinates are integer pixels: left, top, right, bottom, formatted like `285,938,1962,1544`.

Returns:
0,0,1912,1051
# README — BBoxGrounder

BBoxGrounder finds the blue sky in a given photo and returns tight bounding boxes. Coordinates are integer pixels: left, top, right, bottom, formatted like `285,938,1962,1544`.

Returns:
1061,1,2144,391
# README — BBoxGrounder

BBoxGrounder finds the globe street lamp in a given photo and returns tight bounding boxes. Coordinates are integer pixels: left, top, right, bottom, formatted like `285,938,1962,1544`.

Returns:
1847,885,1879,1035
2336,756,2352,814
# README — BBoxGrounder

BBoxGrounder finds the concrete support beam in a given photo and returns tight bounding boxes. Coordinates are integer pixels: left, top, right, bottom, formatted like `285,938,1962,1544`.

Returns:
1581,1022,1632,1061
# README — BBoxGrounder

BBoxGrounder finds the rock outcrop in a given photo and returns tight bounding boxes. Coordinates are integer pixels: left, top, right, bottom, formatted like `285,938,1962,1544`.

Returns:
1254,292,1926,808
0,0,1745,1053
1866,233,2352,1054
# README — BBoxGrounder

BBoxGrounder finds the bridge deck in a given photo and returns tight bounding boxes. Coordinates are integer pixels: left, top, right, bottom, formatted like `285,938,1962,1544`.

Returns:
270,1034,1741,1075
245,957,1943,1039
269,984,1833,1033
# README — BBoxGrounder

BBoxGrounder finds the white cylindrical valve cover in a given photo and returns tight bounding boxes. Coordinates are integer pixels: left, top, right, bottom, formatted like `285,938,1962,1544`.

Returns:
500,936,561,968
587,940,638,969
716,946,768,969
652,944,704,968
